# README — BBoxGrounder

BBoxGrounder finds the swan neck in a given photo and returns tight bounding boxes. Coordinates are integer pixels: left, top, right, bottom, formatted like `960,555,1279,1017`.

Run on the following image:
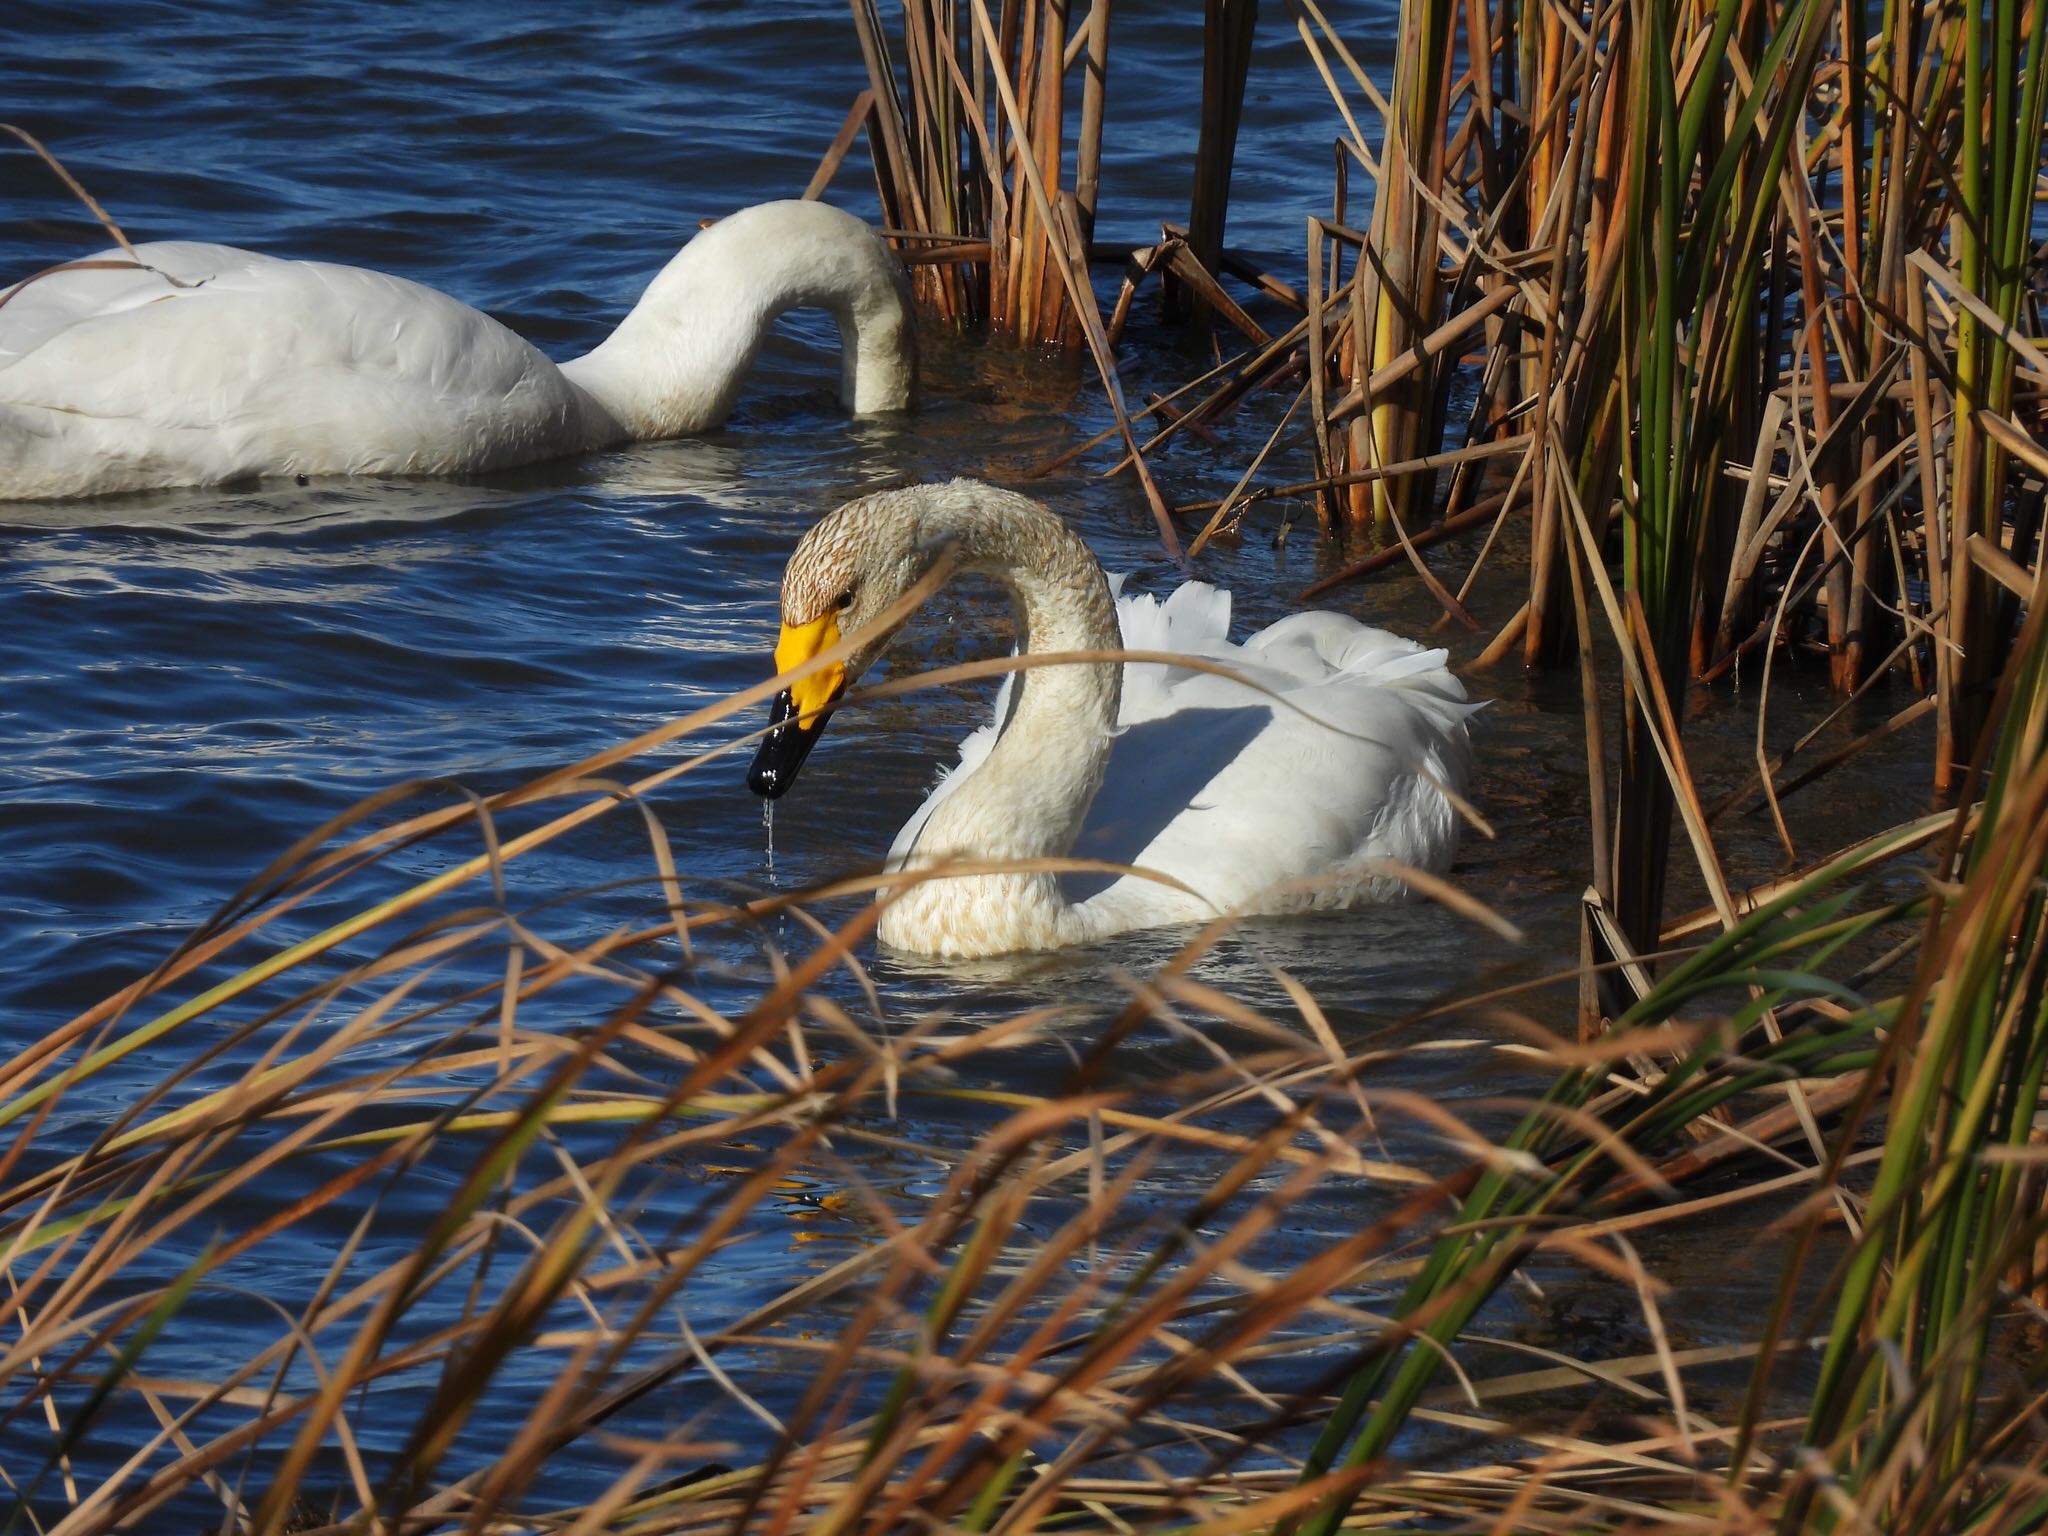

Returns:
558,202,913,440
951,496,1122,855
883,487,1121,955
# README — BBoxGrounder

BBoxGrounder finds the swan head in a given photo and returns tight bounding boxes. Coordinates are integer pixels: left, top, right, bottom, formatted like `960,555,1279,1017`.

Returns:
747,486,948,799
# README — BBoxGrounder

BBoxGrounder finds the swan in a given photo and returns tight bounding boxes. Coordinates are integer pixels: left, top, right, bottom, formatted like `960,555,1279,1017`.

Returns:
0,199,915,500
747,480,1479,958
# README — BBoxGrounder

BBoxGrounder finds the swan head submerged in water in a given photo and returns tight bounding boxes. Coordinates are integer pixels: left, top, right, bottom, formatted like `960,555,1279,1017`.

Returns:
559,199,916,438
0,198,916,500
748,479,1479,959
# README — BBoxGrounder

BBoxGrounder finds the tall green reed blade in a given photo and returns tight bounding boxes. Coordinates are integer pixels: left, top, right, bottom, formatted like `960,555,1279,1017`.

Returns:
1284,829,1918,1536
1612,0,1829,955
1937,0,2048,787
1783,461,2048,1530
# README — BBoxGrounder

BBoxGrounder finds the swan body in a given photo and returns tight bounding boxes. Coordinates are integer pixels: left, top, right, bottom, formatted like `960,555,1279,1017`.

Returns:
748,480,1479,958
0,200,914,500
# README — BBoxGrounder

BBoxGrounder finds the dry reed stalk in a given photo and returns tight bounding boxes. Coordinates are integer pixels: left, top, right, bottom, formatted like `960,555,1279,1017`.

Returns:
839,0,1114,348
1163,0,1260,329
14,612,2024,1534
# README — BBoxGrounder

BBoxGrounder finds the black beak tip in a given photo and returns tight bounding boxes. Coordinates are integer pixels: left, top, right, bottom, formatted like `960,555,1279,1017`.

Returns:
748,757,795,799
748,690,827,799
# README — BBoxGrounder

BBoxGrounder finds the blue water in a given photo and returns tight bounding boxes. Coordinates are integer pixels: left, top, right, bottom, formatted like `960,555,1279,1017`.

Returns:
0,0,1926,1523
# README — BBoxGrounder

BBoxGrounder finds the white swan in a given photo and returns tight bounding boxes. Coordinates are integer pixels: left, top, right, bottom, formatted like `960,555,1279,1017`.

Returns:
0,199,915,500
747,480,1478,958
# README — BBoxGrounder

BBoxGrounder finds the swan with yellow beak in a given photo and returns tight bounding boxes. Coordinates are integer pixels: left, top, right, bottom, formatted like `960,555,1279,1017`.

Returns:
744,481,1477,959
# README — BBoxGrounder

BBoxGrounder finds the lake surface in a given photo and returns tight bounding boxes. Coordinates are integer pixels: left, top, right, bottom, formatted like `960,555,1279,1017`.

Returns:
0,0,1936,1521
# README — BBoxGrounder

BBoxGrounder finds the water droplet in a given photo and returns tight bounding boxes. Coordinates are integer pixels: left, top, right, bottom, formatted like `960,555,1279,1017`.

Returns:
762,799,777,886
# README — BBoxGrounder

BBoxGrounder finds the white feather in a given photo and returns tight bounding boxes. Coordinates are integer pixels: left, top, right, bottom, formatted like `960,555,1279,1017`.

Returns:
1065,587,1479,932
0,201,914,500
827,482,1479,958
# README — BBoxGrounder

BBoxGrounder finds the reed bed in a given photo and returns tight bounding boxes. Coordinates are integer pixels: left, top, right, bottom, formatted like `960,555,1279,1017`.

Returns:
8,1,2048,1526
783,0,2046,1523
2,609,2043,1532
839,0,2046,947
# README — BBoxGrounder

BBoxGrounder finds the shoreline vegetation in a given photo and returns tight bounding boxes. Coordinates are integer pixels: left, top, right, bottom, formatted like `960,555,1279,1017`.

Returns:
4,0,2048,1529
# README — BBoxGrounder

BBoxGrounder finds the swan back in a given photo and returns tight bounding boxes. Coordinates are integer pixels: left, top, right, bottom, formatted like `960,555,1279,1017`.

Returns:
0,243,586,498
0,200,915,500
0,245,268,367
1066,603,1478,935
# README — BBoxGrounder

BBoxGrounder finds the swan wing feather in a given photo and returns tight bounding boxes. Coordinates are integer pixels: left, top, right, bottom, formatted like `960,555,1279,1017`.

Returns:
1112,578,1237,726
1070,593,1478,930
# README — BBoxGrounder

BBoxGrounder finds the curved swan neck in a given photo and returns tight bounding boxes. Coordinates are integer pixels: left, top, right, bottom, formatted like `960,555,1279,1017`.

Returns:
942,492,1123,840
558,200,914,441
881,484,1121,953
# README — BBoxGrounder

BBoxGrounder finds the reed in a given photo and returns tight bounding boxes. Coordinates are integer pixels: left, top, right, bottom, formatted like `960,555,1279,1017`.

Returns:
1162,0,1260,328
1053,0,2047,954
835,0,1184,546
841,0,1096,346
1774,466,2048,1530
8,597,2047,1531
837,0,1269,344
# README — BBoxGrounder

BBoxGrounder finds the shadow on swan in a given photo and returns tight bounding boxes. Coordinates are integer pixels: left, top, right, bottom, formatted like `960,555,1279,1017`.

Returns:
747,479,1481,959
0,199,916,501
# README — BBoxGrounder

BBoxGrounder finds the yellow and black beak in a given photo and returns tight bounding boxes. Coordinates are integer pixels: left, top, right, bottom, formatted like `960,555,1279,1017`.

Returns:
748,613,846,799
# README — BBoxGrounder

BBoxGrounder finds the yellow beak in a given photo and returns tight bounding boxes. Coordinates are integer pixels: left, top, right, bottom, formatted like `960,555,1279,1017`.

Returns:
775,613,845,719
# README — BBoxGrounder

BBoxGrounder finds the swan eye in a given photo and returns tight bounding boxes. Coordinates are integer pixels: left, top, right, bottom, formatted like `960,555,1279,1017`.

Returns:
833,587,855,610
